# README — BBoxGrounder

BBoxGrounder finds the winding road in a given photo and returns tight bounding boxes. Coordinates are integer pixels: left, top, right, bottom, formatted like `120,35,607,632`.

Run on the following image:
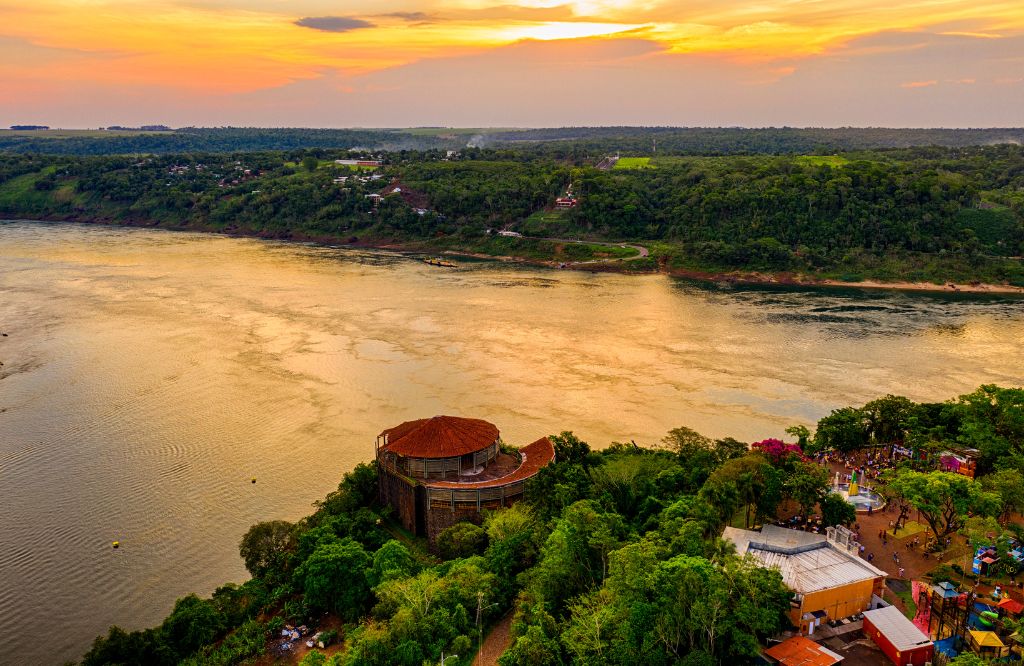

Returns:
531,235,650,266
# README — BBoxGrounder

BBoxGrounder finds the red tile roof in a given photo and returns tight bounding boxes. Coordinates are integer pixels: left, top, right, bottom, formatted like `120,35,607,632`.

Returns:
427,437,555,489
999,598,1024,615
764,636,842,666
380,415,499,459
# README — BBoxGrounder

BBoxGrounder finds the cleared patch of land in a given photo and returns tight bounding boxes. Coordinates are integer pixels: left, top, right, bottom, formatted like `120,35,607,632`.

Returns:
613,156,654,169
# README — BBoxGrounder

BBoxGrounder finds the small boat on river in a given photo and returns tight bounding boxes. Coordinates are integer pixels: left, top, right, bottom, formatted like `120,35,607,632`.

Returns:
423,257,457,268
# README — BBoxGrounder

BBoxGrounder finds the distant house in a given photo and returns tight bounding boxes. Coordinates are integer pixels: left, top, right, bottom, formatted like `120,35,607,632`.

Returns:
365,193,383,207
554,197,577,209
335,159,382,167
723,524,887,634
497,230,522,237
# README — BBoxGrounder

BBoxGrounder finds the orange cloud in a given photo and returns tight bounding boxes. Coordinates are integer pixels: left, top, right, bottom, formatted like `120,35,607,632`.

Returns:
3,0,1024,120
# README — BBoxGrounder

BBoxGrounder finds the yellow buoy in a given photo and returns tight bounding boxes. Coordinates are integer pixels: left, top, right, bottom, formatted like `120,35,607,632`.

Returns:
112,541,120,549
251,477,257,484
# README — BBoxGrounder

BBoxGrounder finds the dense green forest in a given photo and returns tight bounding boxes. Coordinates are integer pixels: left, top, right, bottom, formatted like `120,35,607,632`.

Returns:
75,385,1024,666
486,127,1024,156
6,127,1024,157
0,128,457,155
2,143,1024,284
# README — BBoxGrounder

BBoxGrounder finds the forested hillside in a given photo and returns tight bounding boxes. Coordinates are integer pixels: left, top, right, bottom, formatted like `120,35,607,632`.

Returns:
6,126,1024,157
76,385,1024,666
1,145,1023,284
0,127,456,155
489,127,1024,155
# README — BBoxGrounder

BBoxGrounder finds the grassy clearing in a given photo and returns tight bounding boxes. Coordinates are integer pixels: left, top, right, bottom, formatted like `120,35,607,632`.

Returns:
892,586,918,618
614,157,654,169
525,211,565,224
795,155,851,167
893,521,929,540
0,169,53,207
521,210,566,235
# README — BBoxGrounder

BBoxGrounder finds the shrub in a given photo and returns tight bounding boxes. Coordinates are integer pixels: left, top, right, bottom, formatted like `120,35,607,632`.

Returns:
299,650,327,666
929,564,958,584
437,522,488,560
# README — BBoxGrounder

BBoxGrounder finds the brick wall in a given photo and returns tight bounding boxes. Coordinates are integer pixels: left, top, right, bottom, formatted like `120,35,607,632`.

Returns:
379,469,418,534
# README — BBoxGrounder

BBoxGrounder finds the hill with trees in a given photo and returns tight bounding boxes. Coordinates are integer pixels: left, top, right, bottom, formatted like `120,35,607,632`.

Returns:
487,127,1024,156
1,144,1023,285
0,127,456,155
74,385,1024,666
4,127,1024,157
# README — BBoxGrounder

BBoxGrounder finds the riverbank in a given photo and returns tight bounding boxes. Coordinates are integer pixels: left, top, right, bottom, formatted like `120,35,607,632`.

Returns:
660,266,1024,295
382,238,1024,295
7,215,1024,295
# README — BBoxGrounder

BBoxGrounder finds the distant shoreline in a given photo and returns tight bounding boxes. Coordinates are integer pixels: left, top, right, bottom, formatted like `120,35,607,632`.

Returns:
658,267,1024,295
413,246,1024,295
7,216,1024,296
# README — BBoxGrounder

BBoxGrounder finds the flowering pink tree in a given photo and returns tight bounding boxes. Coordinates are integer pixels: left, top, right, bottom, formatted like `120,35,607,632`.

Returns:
751,438,804,465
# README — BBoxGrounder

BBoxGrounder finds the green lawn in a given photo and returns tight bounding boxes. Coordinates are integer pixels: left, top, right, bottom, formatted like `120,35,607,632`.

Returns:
893,521,929,540
0,168,57,207
892,586,917,618
614,157,654,169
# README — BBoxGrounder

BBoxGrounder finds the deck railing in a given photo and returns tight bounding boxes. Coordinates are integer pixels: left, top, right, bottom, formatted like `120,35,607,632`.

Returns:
426,479,529,512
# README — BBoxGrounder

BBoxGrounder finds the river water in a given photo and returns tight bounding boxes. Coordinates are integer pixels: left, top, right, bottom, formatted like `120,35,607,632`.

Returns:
1,219,1022,663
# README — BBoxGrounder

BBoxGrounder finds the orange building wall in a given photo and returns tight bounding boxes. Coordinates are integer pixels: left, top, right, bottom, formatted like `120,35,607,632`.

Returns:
790,577,885,629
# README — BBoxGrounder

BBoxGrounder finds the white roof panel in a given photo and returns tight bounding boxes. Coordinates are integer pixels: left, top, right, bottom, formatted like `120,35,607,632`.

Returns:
863,606,933,652
749,543,884,593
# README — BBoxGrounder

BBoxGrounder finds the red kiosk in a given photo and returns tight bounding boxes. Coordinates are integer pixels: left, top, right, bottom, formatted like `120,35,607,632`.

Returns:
862,606,934,666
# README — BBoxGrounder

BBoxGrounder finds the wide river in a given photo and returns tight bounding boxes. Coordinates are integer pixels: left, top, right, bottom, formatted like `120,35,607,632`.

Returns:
1,219,1023,663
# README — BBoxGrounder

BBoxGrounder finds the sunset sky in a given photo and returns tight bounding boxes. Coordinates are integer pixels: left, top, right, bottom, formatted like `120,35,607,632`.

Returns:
2,0,1023,127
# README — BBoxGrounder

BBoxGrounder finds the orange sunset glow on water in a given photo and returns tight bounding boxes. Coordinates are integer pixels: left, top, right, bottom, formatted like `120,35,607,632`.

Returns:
3,0,1024,131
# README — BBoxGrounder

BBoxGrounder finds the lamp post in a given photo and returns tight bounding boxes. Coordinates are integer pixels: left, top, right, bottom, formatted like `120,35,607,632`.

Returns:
477,590,500,648
440,652,458,666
